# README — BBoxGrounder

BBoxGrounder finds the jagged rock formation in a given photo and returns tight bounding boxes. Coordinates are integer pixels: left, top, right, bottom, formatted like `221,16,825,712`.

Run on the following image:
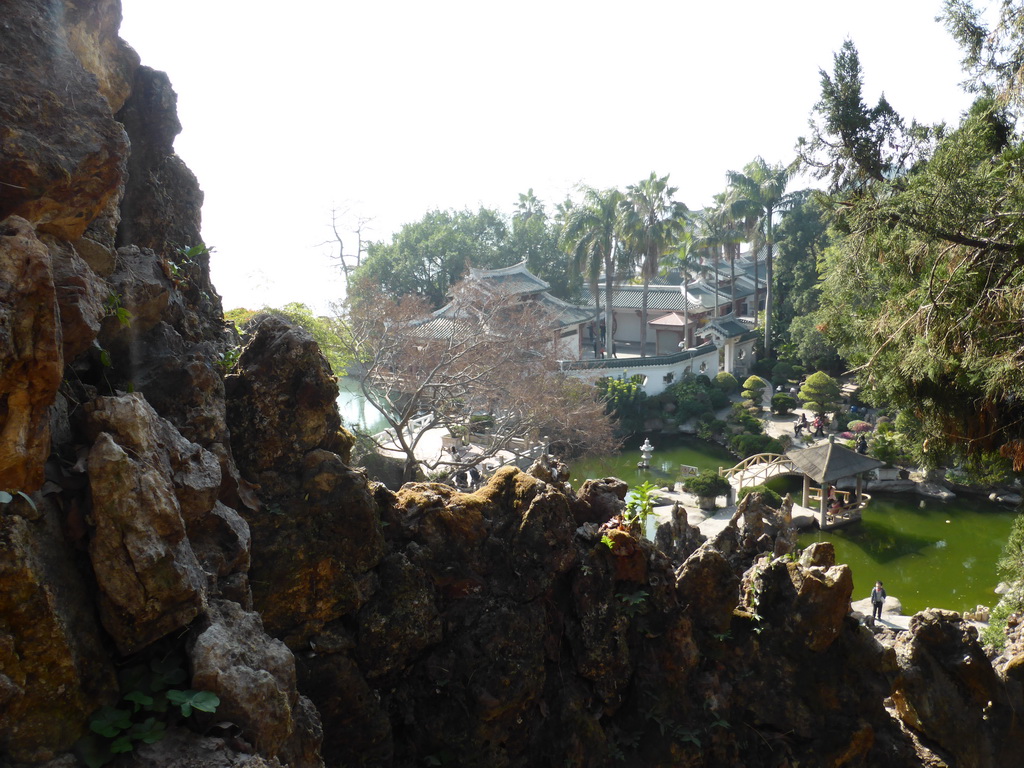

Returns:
3,2,1024,767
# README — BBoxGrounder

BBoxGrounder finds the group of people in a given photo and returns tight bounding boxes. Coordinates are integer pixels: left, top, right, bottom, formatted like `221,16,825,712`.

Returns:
792,413,832,438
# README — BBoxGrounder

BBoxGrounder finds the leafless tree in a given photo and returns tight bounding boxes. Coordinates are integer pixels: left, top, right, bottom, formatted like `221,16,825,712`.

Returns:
321,207,373,294
334,278,616,483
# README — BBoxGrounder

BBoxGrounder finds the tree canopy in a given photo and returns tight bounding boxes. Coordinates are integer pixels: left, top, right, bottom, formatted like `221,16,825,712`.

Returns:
350,198,577,311
801,20,1024,467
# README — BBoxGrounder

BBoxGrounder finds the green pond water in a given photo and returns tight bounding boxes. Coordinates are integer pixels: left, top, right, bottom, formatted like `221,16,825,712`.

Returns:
570,435,1019,616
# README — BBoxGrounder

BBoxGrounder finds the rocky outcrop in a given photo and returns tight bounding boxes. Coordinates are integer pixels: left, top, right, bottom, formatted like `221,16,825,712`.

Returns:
0,217,63,491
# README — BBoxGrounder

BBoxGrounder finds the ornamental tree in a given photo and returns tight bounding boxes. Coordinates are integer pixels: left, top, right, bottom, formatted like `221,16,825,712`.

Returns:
799,371,842,418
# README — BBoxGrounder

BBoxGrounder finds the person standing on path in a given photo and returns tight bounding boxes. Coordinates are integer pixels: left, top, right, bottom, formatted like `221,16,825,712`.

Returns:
870,581,886,621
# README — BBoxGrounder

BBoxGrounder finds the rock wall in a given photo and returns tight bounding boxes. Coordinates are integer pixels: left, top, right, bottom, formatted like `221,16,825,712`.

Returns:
2,2,1024,767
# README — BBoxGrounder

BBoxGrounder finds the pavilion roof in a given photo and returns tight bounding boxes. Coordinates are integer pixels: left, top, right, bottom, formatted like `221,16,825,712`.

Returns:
649,311,689,328
706,317,752,338
466,262,550,295
785,440,885,484
581,284,703,313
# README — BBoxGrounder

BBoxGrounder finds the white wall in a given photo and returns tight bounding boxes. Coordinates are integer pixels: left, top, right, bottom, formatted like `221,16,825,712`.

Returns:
563,345,721,396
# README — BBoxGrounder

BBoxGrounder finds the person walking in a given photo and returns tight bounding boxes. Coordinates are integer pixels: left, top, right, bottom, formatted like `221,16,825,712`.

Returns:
870,581,886,621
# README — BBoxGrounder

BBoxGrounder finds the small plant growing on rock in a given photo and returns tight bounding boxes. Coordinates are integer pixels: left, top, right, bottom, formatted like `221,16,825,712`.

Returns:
77,648,220,767
624,480,657,535
104,291,132,327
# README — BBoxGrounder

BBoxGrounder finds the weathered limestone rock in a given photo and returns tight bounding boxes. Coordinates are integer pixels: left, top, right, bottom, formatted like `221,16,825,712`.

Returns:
675,542,740,635
356,553,442,678
749,557,854,653
0,0,129,239
655,501,705,563
84,394,208,653
295,650,393,767
189,600,324,768
572,476,628,525
0,506,116,762
43,234,107,363
240,448,385,644
0,217,63,491
120,726,283,768
226,315,354,489
116,66,197,250
892,609,1024,766
63,0,141,112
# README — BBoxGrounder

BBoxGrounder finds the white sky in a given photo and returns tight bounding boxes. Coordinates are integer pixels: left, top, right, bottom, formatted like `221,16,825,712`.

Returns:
119,0,975,312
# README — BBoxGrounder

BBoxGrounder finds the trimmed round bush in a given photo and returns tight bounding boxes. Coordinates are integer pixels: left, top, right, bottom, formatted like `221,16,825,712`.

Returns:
713,371,739,395
771,392,798,415
682,470,732,498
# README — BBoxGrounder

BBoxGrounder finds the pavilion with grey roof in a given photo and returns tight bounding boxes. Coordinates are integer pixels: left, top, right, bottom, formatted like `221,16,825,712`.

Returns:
785,439,885,529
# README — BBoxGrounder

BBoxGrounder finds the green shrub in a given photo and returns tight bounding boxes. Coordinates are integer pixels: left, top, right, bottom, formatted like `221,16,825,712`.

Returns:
683,470,731,498
741,376,767,406
668,374,716,422
982,515,1024,651
771,361,797,387
868,431,901,466
713,371,739,395
708,387,730,410
770,392,798,415
729,406,763,434
730,433,784,458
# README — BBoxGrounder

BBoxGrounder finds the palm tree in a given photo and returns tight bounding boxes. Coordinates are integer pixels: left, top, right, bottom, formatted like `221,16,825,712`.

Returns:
560,187,625,356
661,226,701,348
693,204,732,319
728,157,796,359
620,173,687,357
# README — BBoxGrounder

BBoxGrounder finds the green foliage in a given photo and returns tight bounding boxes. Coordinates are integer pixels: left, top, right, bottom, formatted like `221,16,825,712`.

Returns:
666,373,727,423
737,485,783,508
801,32,1024,462
165,689,220,718
729,404,763,434
983,513,1024,650
78,647,219,767
741,376,766,398
597,375,647,414
352,207,524,309
223,307,257,332
798,371,841,417
787,314,842,371
616,589,649,617
868,430,902,466
215,346,240,373
682,470,731,499
624,481,657,534
696,414,727,441
770,361,797,387
729,433,784,458
713,371,739,394
770,392,798,415
773,191,830,343
104,292,132,328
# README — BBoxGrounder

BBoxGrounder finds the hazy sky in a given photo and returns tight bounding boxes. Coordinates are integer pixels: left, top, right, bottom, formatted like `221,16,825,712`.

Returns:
119,1,975,312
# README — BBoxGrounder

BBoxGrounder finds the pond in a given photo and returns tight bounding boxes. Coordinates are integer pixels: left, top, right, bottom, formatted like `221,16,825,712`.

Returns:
799,493,1016,615
568,433,736,487
336,376,389,435
570,435,1019,617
